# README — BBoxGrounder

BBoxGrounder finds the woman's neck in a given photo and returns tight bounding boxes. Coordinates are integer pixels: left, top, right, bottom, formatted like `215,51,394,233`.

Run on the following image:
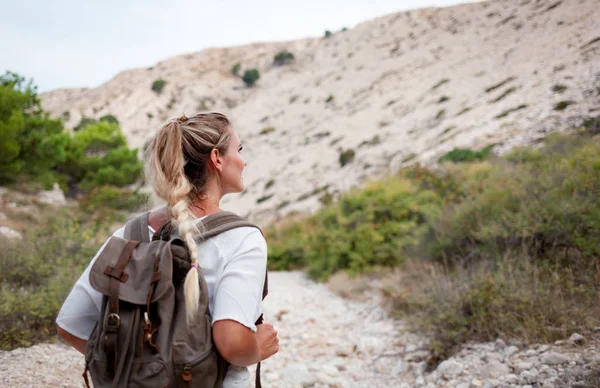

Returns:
189,198,222,218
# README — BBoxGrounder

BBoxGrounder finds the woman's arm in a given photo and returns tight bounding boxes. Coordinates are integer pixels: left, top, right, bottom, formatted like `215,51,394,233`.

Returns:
57,326,88,354
213,320,279,366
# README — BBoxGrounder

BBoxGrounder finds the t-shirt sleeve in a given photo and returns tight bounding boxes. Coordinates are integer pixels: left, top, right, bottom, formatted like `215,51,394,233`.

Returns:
211,228,267,332
55,227,126,340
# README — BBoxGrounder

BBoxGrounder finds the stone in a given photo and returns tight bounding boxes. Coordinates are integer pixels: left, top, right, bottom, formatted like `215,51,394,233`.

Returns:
479,361,509,379
494,339,506,349
540,352,569,365
405,350,430,362
504,374,519,384
38,183,67,206
0,226,22,239
568,333,585,346
519,370,537,385
335,343,355,357
281,363,316,386
504,346,519,358
438,360,463,380
470,377,483,387
514,361,533,373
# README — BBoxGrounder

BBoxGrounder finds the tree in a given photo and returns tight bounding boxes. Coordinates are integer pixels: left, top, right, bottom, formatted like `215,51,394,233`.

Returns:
0,72,70,185
242,69,260,87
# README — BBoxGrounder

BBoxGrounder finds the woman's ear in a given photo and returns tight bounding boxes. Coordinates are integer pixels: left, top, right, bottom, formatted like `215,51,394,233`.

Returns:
209,148,223,173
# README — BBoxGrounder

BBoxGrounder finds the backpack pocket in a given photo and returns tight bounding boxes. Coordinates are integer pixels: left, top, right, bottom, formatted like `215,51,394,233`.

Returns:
173,347,219,388
127,353,170,388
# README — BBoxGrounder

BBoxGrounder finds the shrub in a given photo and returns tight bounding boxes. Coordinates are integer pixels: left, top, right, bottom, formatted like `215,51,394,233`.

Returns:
325,95,334,103
324,30,333,38
151,79,166,94
551,84,567,93
438,145,494,163
338,148,355,167
80,185,149,212
99,114,119,125
0,208,118,350
553,100,576,111
260,127,275,135
273,51,295,66
73,117,97,132
231,63,241,76
242,69,260,87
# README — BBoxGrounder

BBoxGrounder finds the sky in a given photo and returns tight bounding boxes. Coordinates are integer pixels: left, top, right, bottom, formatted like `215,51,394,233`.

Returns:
2,0,480,92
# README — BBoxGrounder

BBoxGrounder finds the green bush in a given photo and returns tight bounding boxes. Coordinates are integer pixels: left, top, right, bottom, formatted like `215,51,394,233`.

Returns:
99,114,119,125
231,63,241,76
62,121,143,192
273,51,294,66
430,134,600,265
338,148,355,167
438,145,494,163
324,30,333,38
151,79,166,94
266,178,441,280
242,69,260,87
0,209,118,350
73,117,97,131
260,127,275,135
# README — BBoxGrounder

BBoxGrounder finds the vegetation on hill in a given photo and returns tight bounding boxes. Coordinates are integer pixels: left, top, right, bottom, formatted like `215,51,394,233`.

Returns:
265,122,600,366
0,71,143,196
0,72,149,349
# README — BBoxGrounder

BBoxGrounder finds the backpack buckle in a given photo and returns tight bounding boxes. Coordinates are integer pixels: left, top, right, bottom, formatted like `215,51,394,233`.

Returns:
105,313,121,329
104,266,129,283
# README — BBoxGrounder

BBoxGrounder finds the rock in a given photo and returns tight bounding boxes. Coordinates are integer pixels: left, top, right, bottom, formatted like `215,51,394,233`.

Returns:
504,346,519,357
335,343,355,357
0,226,22,239
38,183,67,206
540,352,570,365
438,360,463,380
392,361,408,376
525,349,537,357
568,333,585,346
494,339,506,349
405,350,430,362
470,377,483,387
514,361,534,373
519,370,537,385
0,212,6,219
504,374,519,384
281,363,316,386
480,360,509,379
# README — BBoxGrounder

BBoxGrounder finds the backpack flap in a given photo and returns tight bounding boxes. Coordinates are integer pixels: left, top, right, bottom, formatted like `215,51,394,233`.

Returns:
89,236,177,305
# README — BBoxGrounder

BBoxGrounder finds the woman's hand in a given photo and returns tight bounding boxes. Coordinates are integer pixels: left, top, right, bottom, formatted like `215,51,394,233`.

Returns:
255,322,279,361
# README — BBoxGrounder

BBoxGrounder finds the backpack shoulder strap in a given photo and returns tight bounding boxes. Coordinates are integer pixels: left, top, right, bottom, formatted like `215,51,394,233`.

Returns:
199,211,268,300
199,211,263,239
124,212,151,243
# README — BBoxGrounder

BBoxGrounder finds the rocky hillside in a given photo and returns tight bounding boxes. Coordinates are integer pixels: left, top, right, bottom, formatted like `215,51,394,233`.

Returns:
40,0,600,225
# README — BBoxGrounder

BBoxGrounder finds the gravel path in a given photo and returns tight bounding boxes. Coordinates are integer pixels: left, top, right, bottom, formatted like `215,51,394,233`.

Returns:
1,271,598,387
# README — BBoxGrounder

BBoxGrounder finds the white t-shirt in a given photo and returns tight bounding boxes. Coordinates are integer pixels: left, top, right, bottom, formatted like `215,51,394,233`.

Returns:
56,216,267,388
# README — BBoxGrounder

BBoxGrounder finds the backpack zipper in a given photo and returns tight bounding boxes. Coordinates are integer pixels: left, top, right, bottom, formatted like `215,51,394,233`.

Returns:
180,347,214,382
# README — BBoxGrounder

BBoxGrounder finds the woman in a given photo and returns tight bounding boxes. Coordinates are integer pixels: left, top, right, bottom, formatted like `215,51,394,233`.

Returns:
56,112,279,387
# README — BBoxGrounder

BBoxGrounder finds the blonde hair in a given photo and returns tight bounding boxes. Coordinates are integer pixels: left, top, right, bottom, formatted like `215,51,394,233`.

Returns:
144,112,231,324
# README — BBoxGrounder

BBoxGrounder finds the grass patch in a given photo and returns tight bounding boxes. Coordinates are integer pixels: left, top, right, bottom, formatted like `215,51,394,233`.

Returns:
265,179,275,190
432,79,450,90
494,104,528,119
339,148,356,167
259,127,276,135
551,84,568,93
256,194,274,204
488,87,517,103
325,95,335,103
553,100,576,111
435,109,446,120
437,96,450,104
0,207,125,350
438,145,494,163
484,76,515,93
456,107,472,116
442,126,456,135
